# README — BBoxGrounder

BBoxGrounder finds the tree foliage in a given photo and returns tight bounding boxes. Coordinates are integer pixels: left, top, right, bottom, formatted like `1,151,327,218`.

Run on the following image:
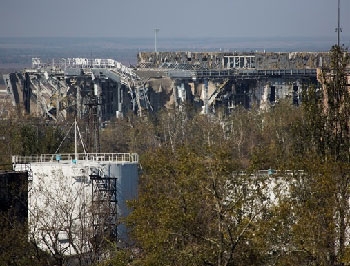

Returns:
128,145,273,266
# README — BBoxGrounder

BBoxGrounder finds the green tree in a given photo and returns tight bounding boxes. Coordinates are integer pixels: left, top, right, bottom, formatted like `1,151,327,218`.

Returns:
319,45,350,162
0,216,53,266
127,142,282,265
291,45,350,264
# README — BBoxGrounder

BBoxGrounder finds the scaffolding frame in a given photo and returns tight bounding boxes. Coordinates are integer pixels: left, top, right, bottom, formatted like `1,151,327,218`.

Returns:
90,169,118,245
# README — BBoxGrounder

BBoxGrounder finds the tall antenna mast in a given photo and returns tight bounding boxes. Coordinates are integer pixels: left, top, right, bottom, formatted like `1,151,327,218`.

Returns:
336,0,342,46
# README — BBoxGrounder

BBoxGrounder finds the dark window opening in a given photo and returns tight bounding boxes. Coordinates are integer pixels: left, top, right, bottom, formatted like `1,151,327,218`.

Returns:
269,86,276,103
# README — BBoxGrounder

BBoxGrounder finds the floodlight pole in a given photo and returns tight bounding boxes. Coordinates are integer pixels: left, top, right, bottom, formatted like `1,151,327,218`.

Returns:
154,28,160,52
336,0,342,46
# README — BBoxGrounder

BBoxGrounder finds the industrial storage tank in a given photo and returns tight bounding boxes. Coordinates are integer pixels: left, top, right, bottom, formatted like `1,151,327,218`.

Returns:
108,163,139,242
12,152,139,256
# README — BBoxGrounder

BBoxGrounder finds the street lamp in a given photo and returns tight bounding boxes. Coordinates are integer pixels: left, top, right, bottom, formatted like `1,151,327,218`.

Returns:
154,28,160,52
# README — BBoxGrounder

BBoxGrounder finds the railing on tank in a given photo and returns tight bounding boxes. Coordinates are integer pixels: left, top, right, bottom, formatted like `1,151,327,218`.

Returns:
12,153,139,164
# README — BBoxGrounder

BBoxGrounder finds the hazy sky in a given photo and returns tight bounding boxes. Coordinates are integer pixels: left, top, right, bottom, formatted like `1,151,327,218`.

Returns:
0,0,349,39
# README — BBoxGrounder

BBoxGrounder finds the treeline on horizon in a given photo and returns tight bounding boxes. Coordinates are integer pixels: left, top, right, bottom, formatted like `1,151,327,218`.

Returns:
0,45,349,266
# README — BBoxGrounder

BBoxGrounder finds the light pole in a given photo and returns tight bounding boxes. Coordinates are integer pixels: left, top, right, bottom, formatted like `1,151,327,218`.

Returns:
336,0,342,46
154,28,160,52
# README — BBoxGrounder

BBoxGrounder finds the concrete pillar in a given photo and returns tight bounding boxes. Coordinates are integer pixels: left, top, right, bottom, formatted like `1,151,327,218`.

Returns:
260,82,270,110
202,79,209,114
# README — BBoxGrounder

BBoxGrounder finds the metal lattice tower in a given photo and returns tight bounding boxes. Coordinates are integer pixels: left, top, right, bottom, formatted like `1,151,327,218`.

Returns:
85,94,100,153
90,167,118,245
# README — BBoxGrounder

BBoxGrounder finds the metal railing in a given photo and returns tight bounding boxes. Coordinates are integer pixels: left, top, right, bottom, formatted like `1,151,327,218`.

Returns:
167,68,318,79
12,153,139,164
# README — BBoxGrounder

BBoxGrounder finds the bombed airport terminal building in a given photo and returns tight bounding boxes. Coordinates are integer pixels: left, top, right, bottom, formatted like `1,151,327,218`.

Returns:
2,51,329,121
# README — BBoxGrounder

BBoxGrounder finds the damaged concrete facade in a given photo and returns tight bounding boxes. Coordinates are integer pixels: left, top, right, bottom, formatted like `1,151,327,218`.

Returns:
136,51,328,113
2,58,144,122
137,51,328,70
2,51,337,122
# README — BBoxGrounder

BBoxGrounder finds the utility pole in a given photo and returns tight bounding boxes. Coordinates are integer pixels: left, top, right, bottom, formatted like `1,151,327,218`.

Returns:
336,0,342,46
154,28,160,52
